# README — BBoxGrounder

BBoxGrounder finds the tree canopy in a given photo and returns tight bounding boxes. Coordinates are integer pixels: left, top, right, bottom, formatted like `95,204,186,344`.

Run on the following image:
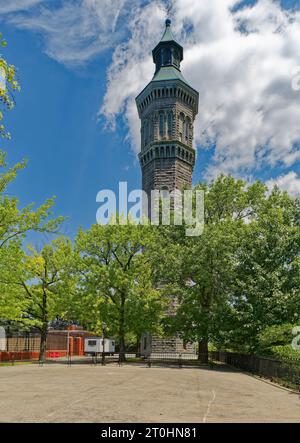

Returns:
0,35,299,365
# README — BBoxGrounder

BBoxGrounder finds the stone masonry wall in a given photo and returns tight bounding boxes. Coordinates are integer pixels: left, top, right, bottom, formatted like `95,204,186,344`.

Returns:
142,157,192,198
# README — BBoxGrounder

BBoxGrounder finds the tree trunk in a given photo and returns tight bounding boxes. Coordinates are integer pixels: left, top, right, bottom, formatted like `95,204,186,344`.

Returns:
135,336,141,358
118,295,126,362
39,286,48,362
198,339,208,364
39,322,48,362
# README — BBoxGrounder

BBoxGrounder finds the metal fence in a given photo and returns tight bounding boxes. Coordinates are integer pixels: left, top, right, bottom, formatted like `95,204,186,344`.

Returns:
58,352,213,368
4,333,68,352
145,352,213,368
210,351,300,391
5,334,40,352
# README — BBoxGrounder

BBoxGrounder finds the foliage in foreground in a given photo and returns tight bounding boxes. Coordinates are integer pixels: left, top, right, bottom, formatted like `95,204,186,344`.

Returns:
63,222,165,360
153,176,300,361
0,35,299,366
0,35,64,360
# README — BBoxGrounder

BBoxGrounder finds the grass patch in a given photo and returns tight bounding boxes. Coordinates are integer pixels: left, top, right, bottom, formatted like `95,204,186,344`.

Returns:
125,357,144,363
0,361,34,367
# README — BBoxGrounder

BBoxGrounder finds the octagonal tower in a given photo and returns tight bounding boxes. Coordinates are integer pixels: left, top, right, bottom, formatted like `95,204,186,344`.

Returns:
136,19,199,203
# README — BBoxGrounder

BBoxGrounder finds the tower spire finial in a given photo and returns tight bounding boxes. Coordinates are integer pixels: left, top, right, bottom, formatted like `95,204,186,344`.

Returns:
165,18,171,28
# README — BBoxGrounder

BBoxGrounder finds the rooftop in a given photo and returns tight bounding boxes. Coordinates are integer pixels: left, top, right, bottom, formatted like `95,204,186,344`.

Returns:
152,65,188,83
160,19,178,43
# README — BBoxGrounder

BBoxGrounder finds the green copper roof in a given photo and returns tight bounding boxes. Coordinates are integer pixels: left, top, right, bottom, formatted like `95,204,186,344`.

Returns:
152,66,189,84
160,21,175,42
159,19,181,46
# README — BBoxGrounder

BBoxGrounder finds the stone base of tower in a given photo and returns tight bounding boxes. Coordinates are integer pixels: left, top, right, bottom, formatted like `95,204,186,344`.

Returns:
140,334,196,357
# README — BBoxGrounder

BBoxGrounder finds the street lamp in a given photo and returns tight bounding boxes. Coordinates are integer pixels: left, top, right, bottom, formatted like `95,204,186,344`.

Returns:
101,322,107,366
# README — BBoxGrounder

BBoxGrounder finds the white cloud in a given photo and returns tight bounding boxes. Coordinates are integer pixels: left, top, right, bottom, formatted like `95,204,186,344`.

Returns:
0,0,43,14
101,0,300,179
1,0,137,66
101,1,166,151
266,171,300,196
1,0,300,181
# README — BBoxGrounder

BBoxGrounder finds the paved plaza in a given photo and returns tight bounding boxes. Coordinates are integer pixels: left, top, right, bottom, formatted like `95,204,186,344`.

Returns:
0,363,299,422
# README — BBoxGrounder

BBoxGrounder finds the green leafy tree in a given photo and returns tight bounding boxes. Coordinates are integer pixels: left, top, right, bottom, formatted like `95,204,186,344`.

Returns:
258,323,297,352
71,221,163,361
255,323,300,362
0,237,73,361
159,176,267,363
125,265,166,355
226,188,300,352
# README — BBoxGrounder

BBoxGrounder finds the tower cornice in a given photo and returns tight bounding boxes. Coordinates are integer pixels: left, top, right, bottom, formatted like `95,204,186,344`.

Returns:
136,78,199,118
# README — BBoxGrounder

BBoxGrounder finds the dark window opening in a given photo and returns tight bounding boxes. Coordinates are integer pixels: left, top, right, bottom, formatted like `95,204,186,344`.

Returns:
163,48,171,65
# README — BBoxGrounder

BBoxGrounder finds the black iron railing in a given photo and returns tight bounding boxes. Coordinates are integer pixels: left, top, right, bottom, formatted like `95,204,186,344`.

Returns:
210,351,300,391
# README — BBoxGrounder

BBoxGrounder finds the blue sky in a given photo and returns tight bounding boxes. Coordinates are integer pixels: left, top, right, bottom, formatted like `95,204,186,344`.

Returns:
1,8,141,240
1,0,300,242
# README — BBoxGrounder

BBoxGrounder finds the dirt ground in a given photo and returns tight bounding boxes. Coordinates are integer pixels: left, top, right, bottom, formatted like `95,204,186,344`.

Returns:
0,362,299,423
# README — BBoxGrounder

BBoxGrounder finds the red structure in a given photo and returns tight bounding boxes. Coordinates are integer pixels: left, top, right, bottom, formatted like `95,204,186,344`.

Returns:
0,326,97,362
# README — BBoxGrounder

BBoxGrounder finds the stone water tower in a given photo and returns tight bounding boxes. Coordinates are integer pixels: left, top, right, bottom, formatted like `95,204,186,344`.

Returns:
136,19,199,208
136,20,199,355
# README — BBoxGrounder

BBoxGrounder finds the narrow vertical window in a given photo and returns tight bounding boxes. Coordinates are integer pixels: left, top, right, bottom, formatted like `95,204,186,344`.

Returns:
144,120,148,146
141,124,144,147
163,48,171,65
168,112,173,137
179,113,184,142
159,113,164,137
185,118,190,141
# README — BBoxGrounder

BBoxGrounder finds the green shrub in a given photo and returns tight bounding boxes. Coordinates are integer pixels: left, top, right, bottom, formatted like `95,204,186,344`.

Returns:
270,345,300,362
257,323,298,354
